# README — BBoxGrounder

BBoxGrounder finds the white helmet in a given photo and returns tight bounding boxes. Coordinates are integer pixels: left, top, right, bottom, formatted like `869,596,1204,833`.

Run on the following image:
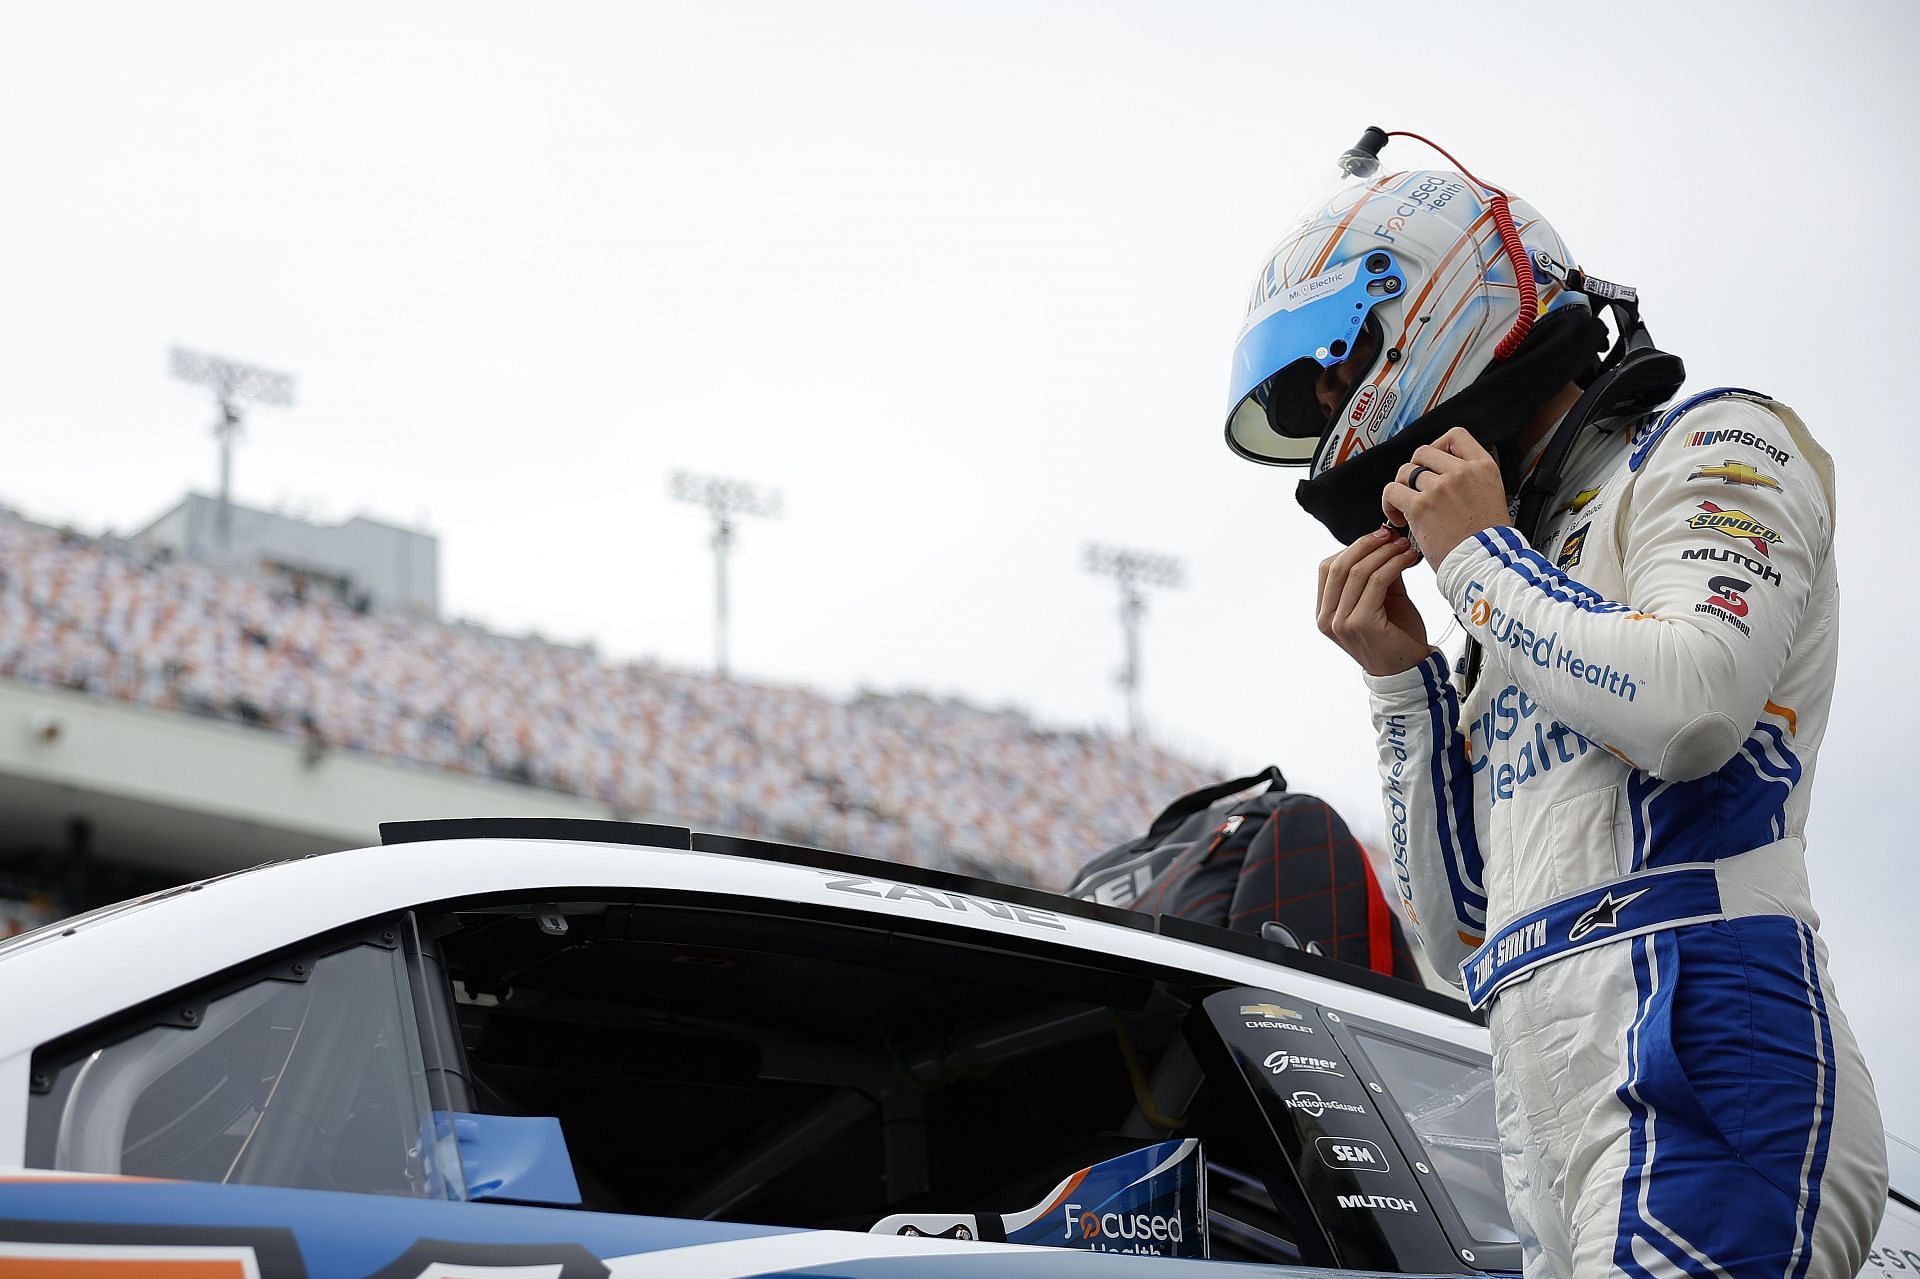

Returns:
1224,132,1588,478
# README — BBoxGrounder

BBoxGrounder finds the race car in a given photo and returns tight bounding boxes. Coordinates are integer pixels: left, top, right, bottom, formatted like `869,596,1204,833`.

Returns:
3,817,1915,1277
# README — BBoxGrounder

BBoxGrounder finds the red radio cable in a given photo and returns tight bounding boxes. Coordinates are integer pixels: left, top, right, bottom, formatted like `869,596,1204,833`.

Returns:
1387,130,1538,359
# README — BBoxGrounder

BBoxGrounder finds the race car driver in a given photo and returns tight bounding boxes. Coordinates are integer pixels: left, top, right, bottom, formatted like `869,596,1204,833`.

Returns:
1225,128,1888,1276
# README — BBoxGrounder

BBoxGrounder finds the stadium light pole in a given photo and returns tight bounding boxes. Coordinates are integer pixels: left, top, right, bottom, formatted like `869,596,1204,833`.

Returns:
671,472,781,677
169,347,295,555
1084,544,1184,742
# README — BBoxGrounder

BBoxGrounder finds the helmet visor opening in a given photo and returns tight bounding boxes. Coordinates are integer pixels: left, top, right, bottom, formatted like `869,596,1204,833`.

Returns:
1224,356,1329,466
1225,252,1400,466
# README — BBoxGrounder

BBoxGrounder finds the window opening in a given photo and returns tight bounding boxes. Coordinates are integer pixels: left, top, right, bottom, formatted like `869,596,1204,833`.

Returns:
30,939,444,1198
1350,1028,1516,1246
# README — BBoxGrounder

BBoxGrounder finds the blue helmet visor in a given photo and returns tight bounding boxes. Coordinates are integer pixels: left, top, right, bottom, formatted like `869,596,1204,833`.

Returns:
1224,249,1405,465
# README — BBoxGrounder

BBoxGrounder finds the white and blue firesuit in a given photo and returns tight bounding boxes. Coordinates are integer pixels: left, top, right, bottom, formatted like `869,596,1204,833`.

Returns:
1367,389,1887,1277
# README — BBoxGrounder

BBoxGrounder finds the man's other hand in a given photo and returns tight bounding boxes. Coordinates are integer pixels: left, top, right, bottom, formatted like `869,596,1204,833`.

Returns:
1381,427,1511,565
1316,528,1428,677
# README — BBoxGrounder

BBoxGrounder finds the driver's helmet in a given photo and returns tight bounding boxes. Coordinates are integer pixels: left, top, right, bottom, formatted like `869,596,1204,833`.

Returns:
1224,164,1586,475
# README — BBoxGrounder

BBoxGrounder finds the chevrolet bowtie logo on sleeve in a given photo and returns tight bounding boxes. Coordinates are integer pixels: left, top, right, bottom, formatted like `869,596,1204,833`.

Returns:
1560,486,1602,515
1689,460,1780,489
1687,501,1782,557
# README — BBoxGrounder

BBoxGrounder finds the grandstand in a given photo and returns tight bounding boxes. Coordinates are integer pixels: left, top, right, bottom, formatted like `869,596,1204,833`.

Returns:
0,501,1213,933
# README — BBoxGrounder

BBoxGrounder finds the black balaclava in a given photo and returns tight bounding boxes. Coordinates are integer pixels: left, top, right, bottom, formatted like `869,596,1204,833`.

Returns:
1294,306,1610,545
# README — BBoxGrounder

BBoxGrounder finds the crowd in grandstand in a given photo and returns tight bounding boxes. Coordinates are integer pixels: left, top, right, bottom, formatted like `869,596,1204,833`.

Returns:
0,513,1211,886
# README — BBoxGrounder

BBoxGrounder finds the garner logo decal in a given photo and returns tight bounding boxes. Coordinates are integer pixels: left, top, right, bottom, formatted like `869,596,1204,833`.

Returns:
1263,1049,1343,1077
1688,501,1782,557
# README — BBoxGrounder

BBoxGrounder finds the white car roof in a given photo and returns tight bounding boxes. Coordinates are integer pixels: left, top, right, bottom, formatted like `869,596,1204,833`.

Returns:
1,828,1489,1062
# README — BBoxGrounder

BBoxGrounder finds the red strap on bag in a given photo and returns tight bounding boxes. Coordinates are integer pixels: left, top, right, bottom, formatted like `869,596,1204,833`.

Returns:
1361,852,1394,976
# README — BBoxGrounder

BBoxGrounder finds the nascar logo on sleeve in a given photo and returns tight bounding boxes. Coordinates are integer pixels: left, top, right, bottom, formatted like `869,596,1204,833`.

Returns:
1683,426,1792,467
1687,501,1781,557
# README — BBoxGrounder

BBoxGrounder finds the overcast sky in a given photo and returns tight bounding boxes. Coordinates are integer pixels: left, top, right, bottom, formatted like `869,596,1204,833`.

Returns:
4,0,1916,1180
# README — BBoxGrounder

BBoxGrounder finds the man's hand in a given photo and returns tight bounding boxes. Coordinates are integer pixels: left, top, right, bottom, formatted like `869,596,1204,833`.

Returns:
1317,527,1428,677
1381,427,1511,565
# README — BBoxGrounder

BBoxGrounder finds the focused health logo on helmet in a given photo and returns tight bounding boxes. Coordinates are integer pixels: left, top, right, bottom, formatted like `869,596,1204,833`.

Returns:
1223,129,1584,476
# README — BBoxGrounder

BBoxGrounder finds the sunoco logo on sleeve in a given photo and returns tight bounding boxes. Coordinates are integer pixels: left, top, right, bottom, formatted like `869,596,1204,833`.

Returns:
1687,501,1782,557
